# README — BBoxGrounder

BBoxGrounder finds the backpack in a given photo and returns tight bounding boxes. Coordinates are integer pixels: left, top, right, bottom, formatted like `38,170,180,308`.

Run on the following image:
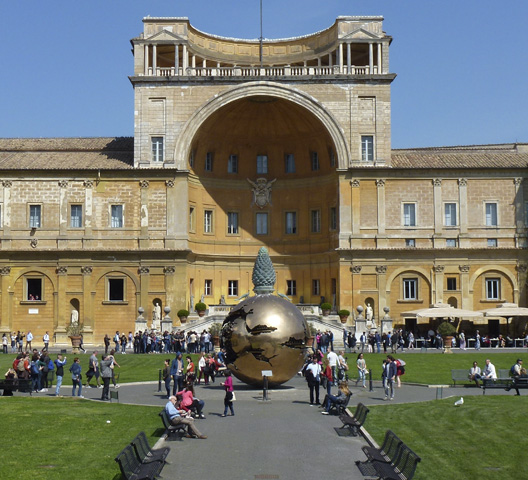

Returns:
16,359,26,372
48,359,55,371
31,361,40,375
510,365,517,377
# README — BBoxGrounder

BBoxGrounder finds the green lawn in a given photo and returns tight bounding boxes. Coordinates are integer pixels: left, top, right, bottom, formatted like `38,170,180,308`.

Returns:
0,397,163,480
364,396,527,480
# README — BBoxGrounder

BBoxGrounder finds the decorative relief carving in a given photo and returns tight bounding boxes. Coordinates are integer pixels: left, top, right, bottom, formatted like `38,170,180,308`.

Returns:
458,178,467,187
514,178,522,186
247,178,276,208
350,265,362,274
164,266,176,275
138,266,150,275
434,265,445,273
58,180,68,188
375,179,385,188
165,180,175,188
350,179,360,188
459,265,470,273
376,265,387,274
516,264,528,273
30,239,38,248
81,266,93,275
56,266,68,275
139,180,150,189
2,180,13,188
0,266,11,275
433,178,442,187
83,180,94,188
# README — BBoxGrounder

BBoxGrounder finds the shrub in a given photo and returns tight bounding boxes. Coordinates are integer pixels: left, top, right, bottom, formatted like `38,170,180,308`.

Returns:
195,302,207,312
437,321,456,336
208,322,223,336
177,309,189,318
338,309,350,317
320,302,332,311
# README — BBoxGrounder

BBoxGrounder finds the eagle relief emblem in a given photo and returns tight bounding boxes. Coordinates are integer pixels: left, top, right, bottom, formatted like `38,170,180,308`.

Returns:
247,177,276,208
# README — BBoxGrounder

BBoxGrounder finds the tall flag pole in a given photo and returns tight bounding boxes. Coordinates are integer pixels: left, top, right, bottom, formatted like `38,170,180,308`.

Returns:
259,0,263,68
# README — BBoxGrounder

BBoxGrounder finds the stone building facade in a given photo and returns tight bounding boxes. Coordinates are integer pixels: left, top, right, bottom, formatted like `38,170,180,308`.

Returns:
0,16,527,345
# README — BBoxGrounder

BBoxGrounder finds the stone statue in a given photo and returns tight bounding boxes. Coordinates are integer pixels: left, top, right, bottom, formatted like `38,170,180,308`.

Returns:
152,302,161,329
366,303,373,322
220,295,226,305
71,308,79,325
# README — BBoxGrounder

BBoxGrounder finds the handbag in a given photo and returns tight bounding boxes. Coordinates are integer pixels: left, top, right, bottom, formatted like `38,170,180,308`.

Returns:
231,392,236,402
321,376,328,389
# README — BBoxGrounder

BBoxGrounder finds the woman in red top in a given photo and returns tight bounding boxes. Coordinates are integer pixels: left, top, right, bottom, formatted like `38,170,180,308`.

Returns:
321,358,333,396
220,370,234,417
185,356,195,385
177,383,205,418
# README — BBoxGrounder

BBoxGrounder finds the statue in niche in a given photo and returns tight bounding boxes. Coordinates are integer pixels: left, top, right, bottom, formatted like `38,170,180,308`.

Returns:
220,295,226,305
152,302,162,329
71,308,79,325
366,303,374,325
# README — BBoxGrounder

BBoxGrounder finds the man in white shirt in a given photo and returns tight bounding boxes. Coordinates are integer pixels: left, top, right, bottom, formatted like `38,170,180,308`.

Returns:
25,331,33,351
43,332,50,352
482,359,497,380
326,349,338,385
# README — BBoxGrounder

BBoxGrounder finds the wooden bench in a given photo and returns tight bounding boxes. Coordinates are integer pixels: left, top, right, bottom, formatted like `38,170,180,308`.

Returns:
357,429,403,466
115,443,164,480
484,376,528,395
338,402,369,436
451,369,474,386
0,378,33,396
328,393,352,415
131,431,169,465
159,409,187,438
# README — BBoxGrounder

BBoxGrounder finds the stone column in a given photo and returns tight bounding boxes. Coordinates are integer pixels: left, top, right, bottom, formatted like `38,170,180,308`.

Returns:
433,178,442,236
350,179,361,248
144,44,149,75
2,181,12,248
433,265,445,304
376,179,387,248
84,180,93,238
459,265,471,310
369,43,374,73
175,44,179,72
376,265,388,321
165,178,188,249
139,180,149,249
514,178,524,239
338,43,343,73
55,266,69,344
516,264,527,306
458,179,468,243
183,44,188,70
152,44,157,74
0,267,11,333
377,43,382,74
138,266,150,327
346,42,351,73
81,266,94,344
58,180,68,237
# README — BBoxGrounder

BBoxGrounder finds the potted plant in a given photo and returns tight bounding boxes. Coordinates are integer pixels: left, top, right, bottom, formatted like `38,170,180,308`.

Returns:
177,309,189,323
208,322,223,347
306,322,317,348
320,302,332,316
338,309,350,323
437,321,456,353
195,302,207,317
66,321,84,353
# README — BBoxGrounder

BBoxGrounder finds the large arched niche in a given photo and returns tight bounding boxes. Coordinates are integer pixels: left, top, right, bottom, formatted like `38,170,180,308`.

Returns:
173,81,349,171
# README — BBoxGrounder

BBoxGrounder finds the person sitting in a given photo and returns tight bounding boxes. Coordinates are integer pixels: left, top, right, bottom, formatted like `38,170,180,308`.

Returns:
321,381,351,414
165,395,207,439
3,368,16,396
481,358,497,383
511,367,528,396
177,384,205,419
469,361,482,387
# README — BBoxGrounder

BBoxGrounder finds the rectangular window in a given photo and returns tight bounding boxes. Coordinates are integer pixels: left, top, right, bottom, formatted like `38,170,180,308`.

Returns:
284,154,295,173
257,155,268,174
311,209,321,233
204,279,212,296
486,278,500,300
403,278,418,300
108,278,125,302
205,152,213,172
111,205,123,228
227,212,239,234
447,277,457,291
312,279,320,296
151,137,164,162
330,207,337,231
26,278,42,301
405,239,416,248
228,154,238,174
286,280,296,296
444,203,457,226
228,280,238,297
487,238,498,247
256,212,268,235
361,135,374,162
285,211,297,234
446,238,458,248
204,210,213,234
70,204,83,228
311,151,319,171
29,205,41,228
189,206,195,232
403,203,416,227
485,202,498,226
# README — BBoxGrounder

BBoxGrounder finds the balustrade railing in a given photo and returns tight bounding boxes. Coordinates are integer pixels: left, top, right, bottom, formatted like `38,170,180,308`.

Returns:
143,65,378,78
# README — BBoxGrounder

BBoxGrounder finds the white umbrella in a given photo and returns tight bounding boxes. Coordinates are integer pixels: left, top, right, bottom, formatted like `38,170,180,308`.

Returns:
478,302,528,317
401,302,483,319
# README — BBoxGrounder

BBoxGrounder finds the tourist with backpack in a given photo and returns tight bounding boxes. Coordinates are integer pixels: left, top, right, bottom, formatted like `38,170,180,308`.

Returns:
54,354,67,396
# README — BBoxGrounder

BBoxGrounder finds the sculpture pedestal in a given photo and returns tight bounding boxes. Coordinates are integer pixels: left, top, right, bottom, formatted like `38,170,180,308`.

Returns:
161,318,173,333
381,319,393,335
355,319,367,337
135,319,147,333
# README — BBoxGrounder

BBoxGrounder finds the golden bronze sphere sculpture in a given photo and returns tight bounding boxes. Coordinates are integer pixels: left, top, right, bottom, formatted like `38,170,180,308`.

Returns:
221,247,310,387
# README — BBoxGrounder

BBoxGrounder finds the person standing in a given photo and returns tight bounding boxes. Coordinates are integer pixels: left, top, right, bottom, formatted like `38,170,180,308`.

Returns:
165,395,207,439
170,353,184,395
25,331,33,351
100,354,113,401
326,348,338,385
475,330,481,350
162,359,171,398
2,333,7,354
321,358,333,396
43,331,50,352
104,334,110,355
220,370,235,416
10,332,17,353
86,351,102,388
54,354,67,396
382,357,397,401
69,357,83,397
356,353,367,388
114,331,120,352
305,356,321,406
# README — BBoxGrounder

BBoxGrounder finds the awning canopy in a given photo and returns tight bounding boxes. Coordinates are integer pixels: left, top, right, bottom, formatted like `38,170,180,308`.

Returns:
478,303,528,317
401,302,483,319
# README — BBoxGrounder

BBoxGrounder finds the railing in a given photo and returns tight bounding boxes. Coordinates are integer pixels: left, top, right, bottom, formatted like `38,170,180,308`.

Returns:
144,65,378,78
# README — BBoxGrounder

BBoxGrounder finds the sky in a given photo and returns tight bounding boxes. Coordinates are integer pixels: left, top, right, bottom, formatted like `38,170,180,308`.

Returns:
1,0,527,148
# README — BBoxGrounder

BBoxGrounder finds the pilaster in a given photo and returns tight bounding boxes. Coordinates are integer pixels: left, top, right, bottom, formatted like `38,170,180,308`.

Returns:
139,180,150,249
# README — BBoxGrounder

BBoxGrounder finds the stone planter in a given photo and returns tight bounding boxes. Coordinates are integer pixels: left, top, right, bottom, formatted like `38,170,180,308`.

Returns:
339,315,348,324
443,336,454,354
197,310,205,317
178,316,187,323
322,310,330,317
69,335,82,353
